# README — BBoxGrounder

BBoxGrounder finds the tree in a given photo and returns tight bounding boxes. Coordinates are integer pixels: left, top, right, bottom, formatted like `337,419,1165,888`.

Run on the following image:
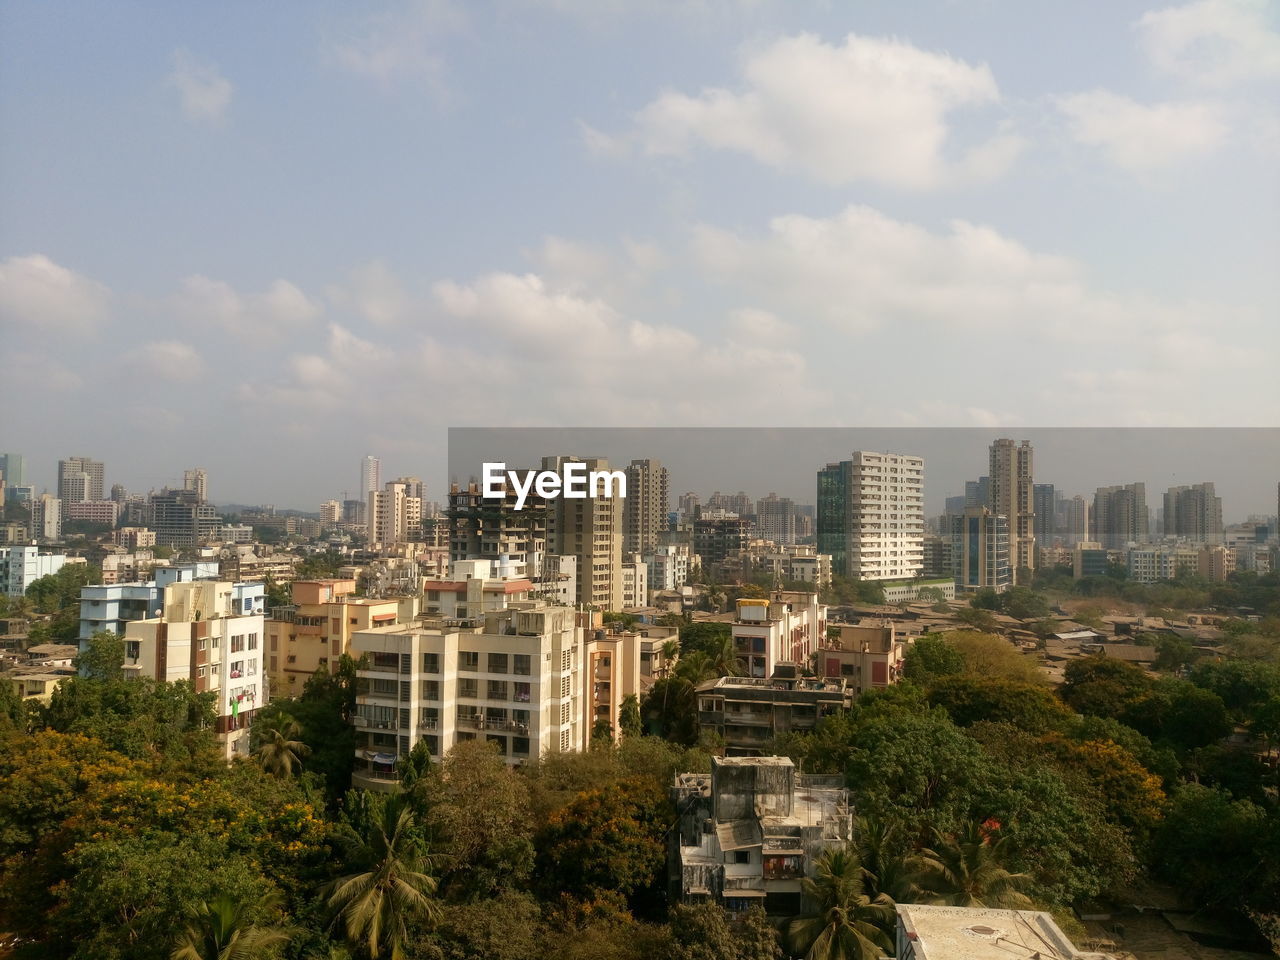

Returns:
255,717,311,778
326,797,442,960
1120,678,1232,752
785,848,895,960
75,629,127,681
948,632,1043,683
911,821,1033,909
706,632,742,677
926,677,1071,734
901,635,963,684
619,695,642,738
668,903,782,960
170,892,294,960
640,677,699,746
955,607,998,631
1059,656,1151,718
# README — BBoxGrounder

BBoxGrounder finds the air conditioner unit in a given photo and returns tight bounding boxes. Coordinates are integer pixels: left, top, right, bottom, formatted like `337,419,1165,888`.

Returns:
354,717,369,727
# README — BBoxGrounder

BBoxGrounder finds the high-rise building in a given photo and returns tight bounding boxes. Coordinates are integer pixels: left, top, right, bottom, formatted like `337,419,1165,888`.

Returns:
150,488,221,547
31,494,62,542
361,455,381,497
1033,483,1057,547
183,468,208,502
543,456,624,611
677,492,700,519
964,477,990,508
623,459,669,556
950,506,1012,594
448,479,548,581
817,451,924,581
693,515,752,572
756,493,798,546
1163,482,1223,543
58,457,104,502
368,478,425,545
1062,495,1089,546
320,500,342,524
1092,483,1149,550
989,439,1034,579
0,453,26,488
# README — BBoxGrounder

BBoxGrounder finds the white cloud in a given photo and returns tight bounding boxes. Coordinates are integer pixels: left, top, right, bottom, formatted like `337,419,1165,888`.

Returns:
1137,0,1280,87
128,340,206,381
1055,90,1228,172
328,0,463,94
0,254,110,334
167,49,232,123
326,261,410,327
173,276,322,340
0,350,83,391
608,32,1023,188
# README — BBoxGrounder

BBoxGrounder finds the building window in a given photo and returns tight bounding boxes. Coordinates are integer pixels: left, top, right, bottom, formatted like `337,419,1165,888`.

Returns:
733,850,751,864
248,633,258,650
460,651,479,672
487,652,508,674
487,680,508,700
513,654,531,676
422,652,440,673
459,678,478,699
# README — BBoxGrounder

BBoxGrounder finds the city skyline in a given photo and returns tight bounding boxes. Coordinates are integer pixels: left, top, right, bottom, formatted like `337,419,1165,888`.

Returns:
2,0,1277,500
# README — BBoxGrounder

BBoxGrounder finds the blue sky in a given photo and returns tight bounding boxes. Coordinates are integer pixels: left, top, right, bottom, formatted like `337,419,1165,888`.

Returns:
1,0,1277,507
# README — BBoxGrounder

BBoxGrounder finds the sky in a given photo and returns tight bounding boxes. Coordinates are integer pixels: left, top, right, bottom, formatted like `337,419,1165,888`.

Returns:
1,0,1278,508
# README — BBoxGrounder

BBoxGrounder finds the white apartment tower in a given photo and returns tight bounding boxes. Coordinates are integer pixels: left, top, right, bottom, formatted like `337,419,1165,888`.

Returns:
183,468,208,502
361,455,381,497
368,478,424,545
817,451,924,581
989,439,1035,579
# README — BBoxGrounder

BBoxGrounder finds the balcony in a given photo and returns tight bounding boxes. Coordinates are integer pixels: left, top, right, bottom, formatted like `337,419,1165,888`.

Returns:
456,716,529,734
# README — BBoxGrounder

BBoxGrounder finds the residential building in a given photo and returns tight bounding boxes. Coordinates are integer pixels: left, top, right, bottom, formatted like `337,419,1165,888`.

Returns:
964,477,991,509
646,543,692,592
708,491,753,516
1198,544,1235,581
77,561,222,641
678,492,701,519
183,468,208,501
949,506,1012,595
1127,545,1202,583
542,456,624,611
755,493,797,546
420,559,534,619
120,579,267,759
1092,483,1149,550
65,500,120,526
921,535,952,579
320,500,342,524
623,459,669,556
1,545,68,597
989,439,1034,578
895,904,1116,960
621,553,648,609
753,545,832,588
818,622,907,694
368,478,425,546
1033,483,1057,547
697,669,850,756
58,456,104,502
114,526,156,549
816,451,924,581
1163,482,1223,543
670,756,853,916
150,488,221,547
1073,542,1112,579
31,494,61,541
349,602,584,786
265,578,417,697
693,514,751,574
1062,495,1089,546
730,592,825,679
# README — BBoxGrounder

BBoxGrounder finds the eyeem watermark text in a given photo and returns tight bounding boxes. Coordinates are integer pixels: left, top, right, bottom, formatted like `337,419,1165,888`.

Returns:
482,461,627,510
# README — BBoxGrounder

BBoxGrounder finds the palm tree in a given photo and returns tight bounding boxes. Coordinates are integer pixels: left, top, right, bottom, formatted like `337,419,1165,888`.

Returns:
325,798,441,960
704,583,726,614
658,638,680,678
786,848,895,960
256,717,310,778
707,633,743,678
170,892,293,960
674,650,716,684
854,816,917,904
911,821,1034,909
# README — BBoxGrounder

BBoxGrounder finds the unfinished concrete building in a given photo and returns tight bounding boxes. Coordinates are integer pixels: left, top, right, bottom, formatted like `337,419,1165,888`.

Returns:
670,756,853,917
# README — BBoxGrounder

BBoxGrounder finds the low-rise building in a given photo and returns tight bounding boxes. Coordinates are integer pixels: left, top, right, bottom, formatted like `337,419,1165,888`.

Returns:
670,756,853,916
78,561,221,641
881,578,956,604
646,543,692,592
818,622,906,694
895,904,1116,960
1,545,68,598
731,592,825,680
696,666,850,756
265,578,417,697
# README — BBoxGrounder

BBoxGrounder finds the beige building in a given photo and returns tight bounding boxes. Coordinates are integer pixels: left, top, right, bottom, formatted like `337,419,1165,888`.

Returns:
121,580,267,760
543,456,625,611
989,439,1035,579
265,578,417,698
582,617,680,739
623,458,669,556
731,592,826,680
368,478,424,546
350,602,586,787
818,623,906,694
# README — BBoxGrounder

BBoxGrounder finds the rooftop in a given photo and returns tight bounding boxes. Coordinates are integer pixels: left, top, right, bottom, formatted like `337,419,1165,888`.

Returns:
896,904,1115,960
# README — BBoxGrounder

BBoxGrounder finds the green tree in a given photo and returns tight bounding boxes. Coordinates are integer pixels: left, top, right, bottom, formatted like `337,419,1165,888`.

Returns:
640,677,699,746
911,821,1033,909
925,677,1071,734
255,717,311,778
170,892,294,960
901,634,963,684
1059,656,1151,718
955,607,998,632
326,798,442,960
668,902,782,960
1120,678,1232,752
619,695,642,738
784,848,895,960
